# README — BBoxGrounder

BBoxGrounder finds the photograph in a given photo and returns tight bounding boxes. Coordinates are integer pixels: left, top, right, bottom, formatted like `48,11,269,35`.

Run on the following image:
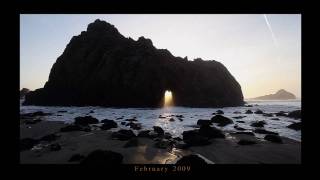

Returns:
19,14,301,167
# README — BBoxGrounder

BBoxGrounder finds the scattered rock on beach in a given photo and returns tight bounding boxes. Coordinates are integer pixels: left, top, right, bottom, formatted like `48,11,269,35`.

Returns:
100,120,118,130
111,129,136,140
275,111,287,117
74,116,99,126
250,121,266,127
245,110,253,114
236,120,245,123
254,128,278,135
80,150,123,165
153,126,164,136
176,154,208,165
232,116,246,119
263,113,274,117
264,134,283,143
199,124,225,138
235,131,255,136
234,125,246,131
287,110,301,119
183,130,210,146
169,118,175,122
216,110,224,114
287,122,301,130
197,119,212,126
210,115,233,126
127,122,142,130
233,111,241,114
254,109,264,114
270,118,280,120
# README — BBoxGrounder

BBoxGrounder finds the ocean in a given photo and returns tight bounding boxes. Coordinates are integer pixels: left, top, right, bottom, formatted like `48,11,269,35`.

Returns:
20,99,301,141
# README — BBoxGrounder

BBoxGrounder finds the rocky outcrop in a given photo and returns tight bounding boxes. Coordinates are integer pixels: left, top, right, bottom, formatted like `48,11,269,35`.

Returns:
20,88,30,99
252,89,296,100
23,19,243,107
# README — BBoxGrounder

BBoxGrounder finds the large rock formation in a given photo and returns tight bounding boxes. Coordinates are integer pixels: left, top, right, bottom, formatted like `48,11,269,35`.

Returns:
252,89,296,100
24,19,244,107
20,88,30,99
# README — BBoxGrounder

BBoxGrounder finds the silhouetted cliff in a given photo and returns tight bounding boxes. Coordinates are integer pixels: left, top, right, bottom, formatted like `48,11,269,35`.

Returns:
24,19,244,107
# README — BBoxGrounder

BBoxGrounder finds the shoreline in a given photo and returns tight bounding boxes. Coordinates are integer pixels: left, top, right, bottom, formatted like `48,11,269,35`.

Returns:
20,120,300,164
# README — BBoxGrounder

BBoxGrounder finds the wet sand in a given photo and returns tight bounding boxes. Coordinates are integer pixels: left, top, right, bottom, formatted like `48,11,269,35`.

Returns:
20,120,300,164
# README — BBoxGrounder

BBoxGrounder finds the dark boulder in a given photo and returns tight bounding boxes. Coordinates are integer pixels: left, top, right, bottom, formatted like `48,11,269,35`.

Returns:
250,121,266,127
80,150,123,165
235,131,255,136
199,124,225,138
74,116,99,126
287,110,301,119
20,138,39,151
183,130,210,146
169,118,175,122
264,134,283,143
232,116,246,119
69,154,85,162
210,115,233,126
100,120,118,130
275,111,287,117
254,109,263,114
245,110,253,114
233,111,241,114
126,122,142,130
216,110,224,114
137,130,152,138
197,119,212,126
23,19,244,108
120,122,126,125
176,154,208,165
234,125,246,131
153,126,164,136
254,128,278,135
111,129,136,140
236,120,245,123
287,122,301,130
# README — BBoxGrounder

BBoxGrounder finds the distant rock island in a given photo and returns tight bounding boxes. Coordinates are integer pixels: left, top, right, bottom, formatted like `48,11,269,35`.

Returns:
24,19,244,107
252,89,296,100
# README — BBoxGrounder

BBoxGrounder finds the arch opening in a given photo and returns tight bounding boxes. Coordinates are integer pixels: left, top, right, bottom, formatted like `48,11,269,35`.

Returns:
164,90,174,107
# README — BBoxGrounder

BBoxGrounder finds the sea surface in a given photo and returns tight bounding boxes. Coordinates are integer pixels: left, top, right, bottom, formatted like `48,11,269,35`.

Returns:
20,99,301,141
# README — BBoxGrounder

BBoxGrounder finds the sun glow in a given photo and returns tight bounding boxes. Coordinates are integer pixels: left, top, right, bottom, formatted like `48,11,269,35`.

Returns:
164,90,173,107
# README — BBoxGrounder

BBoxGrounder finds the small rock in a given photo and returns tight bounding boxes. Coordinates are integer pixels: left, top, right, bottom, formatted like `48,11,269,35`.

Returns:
153,126,164,136
197,119,212,126
216,110,224,114
233,111,241,114
100,120,118,130
254,109,263,114
270,118,280,120
287,110,301,119
236,120,245,123
235,131,255,136
263,113,274,117
232,116,246,119
137,130,151,138
287,122,301,130
264,134,283,143
211,115,233,126
169,118,175,122
199,124,225,138
234,125,246,131
245,110,253,114
275,111,287,117
74,116,99,126
250,121,266,127
58,110,67,113
254,128,278,135
120,122,126,125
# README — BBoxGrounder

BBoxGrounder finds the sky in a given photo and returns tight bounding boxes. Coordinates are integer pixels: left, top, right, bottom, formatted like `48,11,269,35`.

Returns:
20,14,301,99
